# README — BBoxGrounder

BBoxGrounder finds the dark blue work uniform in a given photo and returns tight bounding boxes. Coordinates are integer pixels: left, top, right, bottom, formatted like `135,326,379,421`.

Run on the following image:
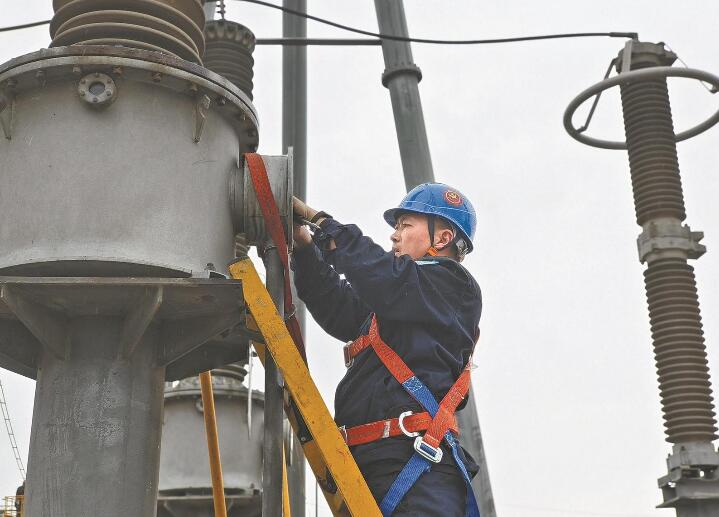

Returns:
291,218,482,516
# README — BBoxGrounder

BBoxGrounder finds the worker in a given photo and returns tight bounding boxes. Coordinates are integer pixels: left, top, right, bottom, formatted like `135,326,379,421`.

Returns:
291,183,482,516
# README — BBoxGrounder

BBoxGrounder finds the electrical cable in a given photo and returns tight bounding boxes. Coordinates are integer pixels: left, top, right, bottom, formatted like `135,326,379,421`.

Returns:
0,19,50,33
1,2,637,44
235,0,638,44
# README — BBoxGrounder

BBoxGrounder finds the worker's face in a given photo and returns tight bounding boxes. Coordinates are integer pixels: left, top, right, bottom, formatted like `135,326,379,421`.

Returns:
391,213,432,259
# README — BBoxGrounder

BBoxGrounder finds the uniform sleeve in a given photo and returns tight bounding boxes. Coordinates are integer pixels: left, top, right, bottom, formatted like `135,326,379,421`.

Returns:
313,219,471,326
291,243,371,342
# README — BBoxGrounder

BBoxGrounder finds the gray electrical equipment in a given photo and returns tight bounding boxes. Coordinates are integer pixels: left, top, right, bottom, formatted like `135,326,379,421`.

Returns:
158,366,264,517
565,40,719,516
50,0,207,65
0,1,295,514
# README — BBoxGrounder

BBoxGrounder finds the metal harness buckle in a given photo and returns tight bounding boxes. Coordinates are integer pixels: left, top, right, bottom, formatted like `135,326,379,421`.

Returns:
343,341,354,368
398,411,419,438
413,436,443,463
338,425,348,443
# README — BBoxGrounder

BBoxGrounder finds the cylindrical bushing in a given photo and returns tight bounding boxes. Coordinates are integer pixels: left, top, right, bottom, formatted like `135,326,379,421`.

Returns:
644,259,717,443
0,46,259,277
50,0,206,64
204,20,256,100
618,42,718,443
25,317,165,516
617,43,686,226
158,374,263,517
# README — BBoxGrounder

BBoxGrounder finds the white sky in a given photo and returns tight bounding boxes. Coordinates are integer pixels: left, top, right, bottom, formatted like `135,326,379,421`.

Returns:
2,2,719,516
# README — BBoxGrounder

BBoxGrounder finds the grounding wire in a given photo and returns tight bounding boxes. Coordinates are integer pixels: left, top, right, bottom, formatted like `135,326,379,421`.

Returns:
1,2,637,44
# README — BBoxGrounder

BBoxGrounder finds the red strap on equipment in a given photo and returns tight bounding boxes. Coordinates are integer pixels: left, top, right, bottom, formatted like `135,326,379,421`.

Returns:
341,411,459,447
244,153,307,362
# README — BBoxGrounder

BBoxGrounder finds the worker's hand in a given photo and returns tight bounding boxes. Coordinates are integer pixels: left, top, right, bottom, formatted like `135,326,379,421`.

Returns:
293,221,313,250
292,196,319,222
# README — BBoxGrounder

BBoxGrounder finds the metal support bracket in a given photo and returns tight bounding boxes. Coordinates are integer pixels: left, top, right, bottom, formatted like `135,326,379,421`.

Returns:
381,63,423,87
193,93,211,143
658,442,719,508
0,285,68,359
119,287,163,358
637,220,706,263
158,311,244,366
0,91,15,140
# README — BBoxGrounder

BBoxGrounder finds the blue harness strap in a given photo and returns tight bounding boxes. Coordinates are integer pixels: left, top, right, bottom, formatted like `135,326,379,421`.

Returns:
378,375,481,517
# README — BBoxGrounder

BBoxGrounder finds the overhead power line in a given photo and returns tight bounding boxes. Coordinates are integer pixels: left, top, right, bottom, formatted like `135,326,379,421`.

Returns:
235,0,638,44
1,2,637,44
0,19,50,33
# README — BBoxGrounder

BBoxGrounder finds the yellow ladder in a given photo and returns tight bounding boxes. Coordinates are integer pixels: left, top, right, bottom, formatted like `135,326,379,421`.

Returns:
229,259,382,517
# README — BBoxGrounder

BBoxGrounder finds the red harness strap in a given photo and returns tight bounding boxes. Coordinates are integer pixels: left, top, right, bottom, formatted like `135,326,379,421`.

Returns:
342,411,459,447
244,153,307,362
341,315,474,451
343,333,371,367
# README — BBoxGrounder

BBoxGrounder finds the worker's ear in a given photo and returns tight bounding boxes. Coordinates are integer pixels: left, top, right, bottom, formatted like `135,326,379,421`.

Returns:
434,228,454,249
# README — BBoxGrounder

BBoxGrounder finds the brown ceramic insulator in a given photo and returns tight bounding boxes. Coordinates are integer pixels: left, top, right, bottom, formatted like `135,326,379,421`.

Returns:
50,0,205,64
204,20,256,99
619,77,686,226
644,258,717,443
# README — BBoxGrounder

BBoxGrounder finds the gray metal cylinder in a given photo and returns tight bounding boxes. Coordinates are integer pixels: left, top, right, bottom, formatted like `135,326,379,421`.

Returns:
0,46,259,277
25,316,165,517
230,152,294,248
158,375,263,517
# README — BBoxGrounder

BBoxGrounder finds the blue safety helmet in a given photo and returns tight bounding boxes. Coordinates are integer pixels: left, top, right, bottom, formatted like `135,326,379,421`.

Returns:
383,183,477,253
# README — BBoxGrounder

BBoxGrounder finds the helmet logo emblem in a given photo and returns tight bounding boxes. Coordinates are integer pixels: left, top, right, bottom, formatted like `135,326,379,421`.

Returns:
444,190,462,205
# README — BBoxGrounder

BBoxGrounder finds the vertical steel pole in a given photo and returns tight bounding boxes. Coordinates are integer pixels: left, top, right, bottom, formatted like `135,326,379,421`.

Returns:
373,0,434,189
374,3,496,514
283,2,307,516
262,246,286,517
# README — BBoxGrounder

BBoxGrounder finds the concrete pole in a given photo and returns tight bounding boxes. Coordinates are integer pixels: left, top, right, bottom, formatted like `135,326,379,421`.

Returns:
283,2,308,516
25,317,165,516
373,0,434,189
262,246,285,517
374,3,496,514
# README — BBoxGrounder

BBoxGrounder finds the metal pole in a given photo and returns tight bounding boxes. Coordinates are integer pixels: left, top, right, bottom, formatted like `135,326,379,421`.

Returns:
199,370,228,517
455,390,497,517
374,3,496,514
283,0,307,202
24,317,165,516
373,0,434,189
262,245,286,517
283,2,307,516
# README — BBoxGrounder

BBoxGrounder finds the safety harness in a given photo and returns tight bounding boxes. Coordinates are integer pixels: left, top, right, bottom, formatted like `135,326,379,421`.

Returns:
341,315,481,517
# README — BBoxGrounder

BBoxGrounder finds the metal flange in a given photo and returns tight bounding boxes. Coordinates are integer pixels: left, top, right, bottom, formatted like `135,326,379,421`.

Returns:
564,66,719,150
